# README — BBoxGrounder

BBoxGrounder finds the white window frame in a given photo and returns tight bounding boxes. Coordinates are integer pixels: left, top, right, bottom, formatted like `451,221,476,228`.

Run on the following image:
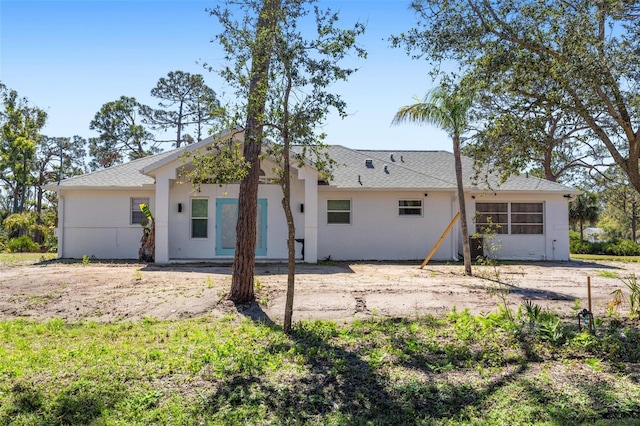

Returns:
398,199,423,216
327,199,351,225
191,198,209,239
131,197,150,225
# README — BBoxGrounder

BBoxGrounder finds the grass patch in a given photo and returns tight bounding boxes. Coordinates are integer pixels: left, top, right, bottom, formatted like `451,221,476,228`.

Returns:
0,252,57,267
597,270,620,279
1,311,639,424
571,254,640,263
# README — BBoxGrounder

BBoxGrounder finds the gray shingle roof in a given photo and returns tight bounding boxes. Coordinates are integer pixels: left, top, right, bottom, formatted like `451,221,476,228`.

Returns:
50,142,578,194
47,149,181,189
328,146,578,193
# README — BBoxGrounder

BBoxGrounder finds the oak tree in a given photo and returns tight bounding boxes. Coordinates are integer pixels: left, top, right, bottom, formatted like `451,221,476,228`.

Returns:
394,0,640,192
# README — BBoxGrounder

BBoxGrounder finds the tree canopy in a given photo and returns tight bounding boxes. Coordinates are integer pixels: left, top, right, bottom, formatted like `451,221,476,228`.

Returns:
393,85,474,275
205,0,365,305
0,85,47,214
146,71,223,148
393,0,640,191
89,96,158,170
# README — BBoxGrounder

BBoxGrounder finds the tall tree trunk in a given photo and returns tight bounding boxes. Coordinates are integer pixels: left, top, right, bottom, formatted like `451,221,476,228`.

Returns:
632,201,637,242
34,183,44,244
281,66,295,334
282,159,296,333
229,0,281,303
176,100,184,148
453,133,472,276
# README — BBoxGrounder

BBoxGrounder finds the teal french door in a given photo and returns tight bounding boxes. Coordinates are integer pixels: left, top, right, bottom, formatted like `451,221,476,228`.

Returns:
216,199,267,256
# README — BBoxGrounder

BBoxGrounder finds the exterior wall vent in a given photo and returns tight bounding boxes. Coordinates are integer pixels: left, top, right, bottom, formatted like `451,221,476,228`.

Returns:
365,159,374,168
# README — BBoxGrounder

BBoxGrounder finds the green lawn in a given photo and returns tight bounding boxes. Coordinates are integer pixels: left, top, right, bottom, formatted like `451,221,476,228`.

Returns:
1,310,639,425
571,254,640,263
0,252,57,267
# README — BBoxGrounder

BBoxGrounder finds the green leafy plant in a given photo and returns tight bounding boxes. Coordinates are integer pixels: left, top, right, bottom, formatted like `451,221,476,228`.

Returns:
524,300,542,324
81,255,90,265
6,236,39,253
620,274,640,318
138,203,154,262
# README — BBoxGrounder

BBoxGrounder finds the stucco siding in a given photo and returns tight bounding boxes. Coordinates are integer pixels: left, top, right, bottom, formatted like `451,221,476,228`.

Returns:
167,178,305,260
60,189,154,259
317,190,457,261
469,193,571,261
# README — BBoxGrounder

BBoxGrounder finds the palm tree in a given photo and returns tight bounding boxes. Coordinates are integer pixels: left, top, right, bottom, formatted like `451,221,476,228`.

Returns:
392,85,474,275
569,192,600,241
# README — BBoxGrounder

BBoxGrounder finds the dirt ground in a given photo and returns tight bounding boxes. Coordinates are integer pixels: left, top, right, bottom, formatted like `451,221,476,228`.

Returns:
1,259,639,324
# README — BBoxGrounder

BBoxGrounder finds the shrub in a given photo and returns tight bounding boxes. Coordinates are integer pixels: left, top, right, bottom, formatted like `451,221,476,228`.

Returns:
610,239,640,256
570,238,592,254
7,236,39,253
569,233,640,256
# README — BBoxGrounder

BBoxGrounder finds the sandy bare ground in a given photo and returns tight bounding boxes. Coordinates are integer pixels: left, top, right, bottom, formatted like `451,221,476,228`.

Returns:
1,259,639,324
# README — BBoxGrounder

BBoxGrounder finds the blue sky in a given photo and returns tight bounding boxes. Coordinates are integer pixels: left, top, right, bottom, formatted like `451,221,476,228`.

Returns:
0,0,452,152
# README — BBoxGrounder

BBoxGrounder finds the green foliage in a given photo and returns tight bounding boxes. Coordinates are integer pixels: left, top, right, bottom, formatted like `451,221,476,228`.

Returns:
89,96,158,170
1,313,640,424
594,166,640,241
0,85,47,214
597,270,619,279
393,83,475,275
393,0,640,197
6,235,39,253
617,275,640,318
180,137,250,190
570,233,640,256
0,252,56,266
569,192,601,239
2,212,35,235
146,70,223,147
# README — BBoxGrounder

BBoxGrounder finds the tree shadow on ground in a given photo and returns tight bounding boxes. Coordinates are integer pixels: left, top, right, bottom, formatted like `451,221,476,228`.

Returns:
194,303,633,424
1,379,124,426
138,262,356,276
471,276,577,301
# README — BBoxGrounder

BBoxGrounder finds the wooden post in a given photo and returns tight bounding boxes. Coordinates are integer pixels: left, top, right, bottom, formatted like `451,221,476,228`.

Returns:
420,212,461,269
587,276,592,313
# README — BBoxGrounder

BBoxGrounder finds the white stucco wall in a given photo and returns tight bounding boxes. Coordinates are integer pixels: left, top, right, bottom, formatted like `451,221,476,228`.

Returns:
317,190,457,261
167,164,306,260
59,189,155,259
468,192,571,261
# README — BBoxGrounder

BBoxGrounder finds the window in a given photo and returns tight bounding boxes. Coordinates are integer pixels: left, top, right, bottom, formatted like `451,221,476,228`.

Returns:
511,203,543,234
475,202,543,235
327,200,351,224
191,198,208,238
131,197,150,225
476,203,508,234
399,200,423,216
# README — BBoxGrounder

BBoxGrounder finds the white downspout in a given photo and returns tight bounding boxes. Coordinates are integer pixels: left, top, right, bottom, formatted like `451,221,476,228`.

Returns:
57,189,65,259
451,193,458,261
